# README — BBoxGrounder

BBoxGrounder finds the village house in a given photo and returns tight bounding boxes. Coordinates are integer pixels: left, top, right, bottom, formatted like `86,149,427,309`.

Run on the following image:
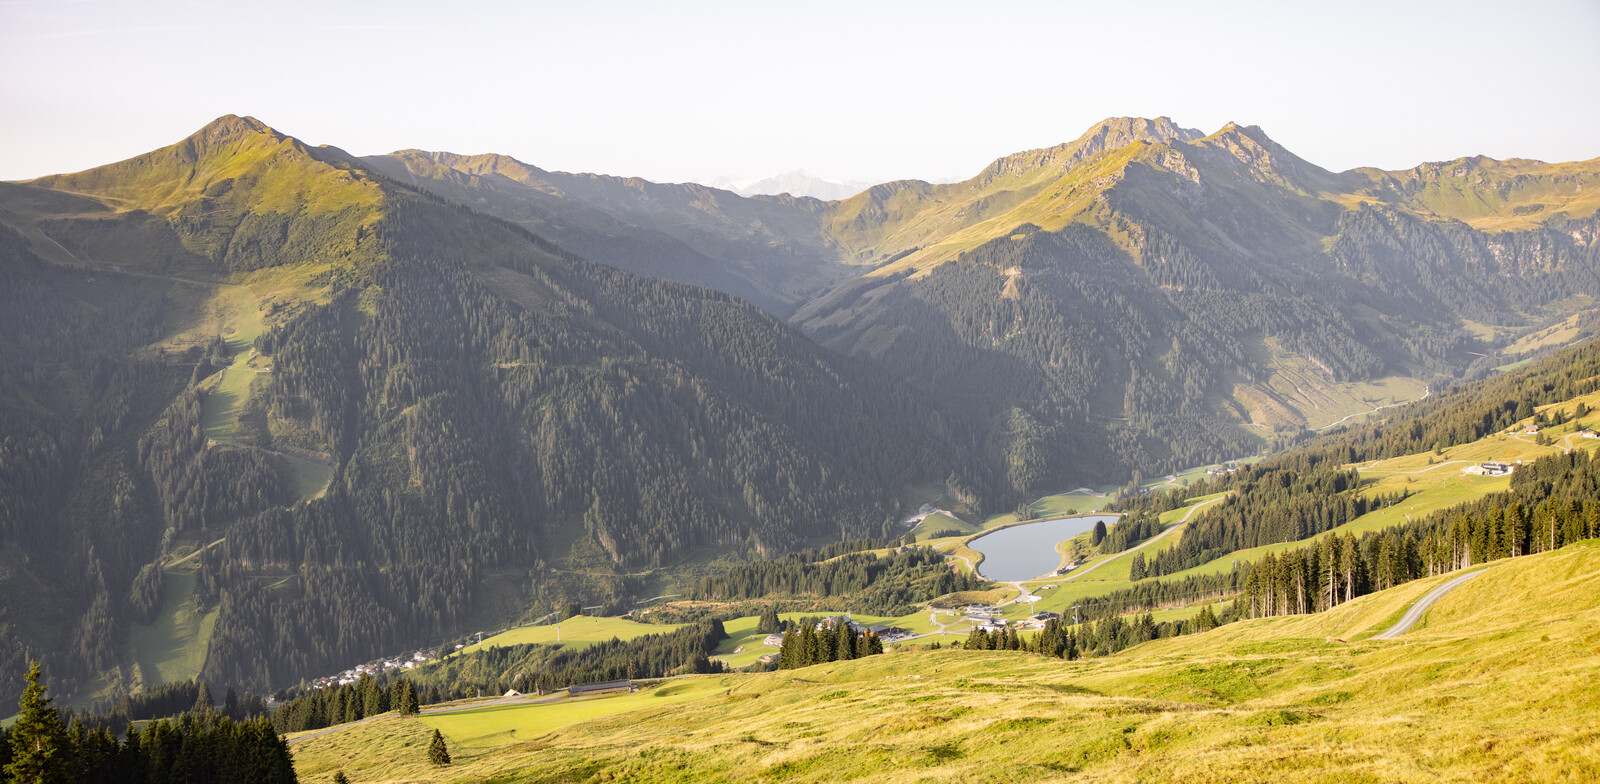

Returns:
1461,461,1515,477
1581,429,1599,439
763,633,785,647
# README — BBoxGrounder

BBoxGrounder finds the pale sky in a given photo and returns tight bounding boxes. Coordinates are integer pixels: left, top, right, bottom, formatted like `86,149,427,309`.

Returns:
3,0,1598,186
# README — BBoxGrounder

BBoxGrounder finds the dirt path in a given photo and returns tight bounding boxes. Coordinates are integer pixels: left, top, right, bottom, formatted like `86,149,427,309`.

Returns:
1372,568,1489,639
1315,385,1430,431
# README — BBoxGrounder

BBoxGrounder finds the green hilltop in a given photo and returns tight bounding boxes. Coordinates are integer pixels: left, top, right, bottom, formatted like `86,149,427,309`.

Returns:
0,115,988,703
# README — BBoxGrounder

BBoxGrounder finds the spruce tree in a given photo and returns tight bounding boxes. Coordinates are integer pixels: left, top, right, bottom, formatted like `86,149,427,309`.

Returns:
834,625,856,661
192,681,213,714
5,661,72,784
333,771,351,784
428,728,451,766
1092,520,1107,547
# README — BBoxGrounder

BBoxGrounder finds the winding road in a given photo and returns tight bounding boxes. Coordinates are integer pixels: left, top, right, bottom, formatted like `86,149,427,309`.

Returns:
1372,568,1488,639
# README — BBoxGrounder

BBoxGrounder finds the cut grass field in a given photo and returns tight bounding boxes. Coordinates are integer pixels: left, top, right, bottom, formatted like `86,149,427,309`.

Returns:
128,569,217,688
180,266,338,503
455,616,684,657
289,542,1600,782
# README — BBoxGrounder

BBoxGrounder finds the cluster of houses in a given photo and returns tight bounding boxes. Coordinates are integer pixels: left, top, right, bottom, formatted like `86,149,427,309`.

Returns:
312,650,435,689
816,615,912,641
1206,463,1242,476
965,605,1061,633
761,615,914,648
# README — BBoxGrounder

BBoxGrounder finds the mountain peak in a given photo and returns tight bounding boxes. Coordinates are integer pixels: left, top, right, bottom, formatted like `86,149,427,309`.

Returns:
975,116,1203,186
183,114,285,152
1074,116,1204,148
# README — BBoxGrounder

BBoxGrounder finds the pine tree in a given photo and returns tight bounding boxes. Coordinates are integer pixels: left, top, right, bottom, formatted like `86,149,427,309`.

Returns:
1092,520,1107,547
1129,552,1146,581
225,686,240,719
428,728,451,766
392,679,419,716
834,624,856,661
192,681,214,714
333,771,351,784
5,661,72,784
757,607,781,635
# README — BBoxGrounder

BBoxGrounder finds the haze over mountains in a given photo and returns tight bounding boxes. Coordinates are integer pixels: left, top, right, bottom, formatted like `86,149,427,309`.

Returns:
1,112,1597,704
706,170,873,201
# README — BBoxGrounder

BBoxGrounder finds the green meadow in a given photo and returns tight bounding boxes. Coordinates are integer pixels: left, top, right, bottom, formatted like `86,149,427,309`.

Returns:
288,542,1600,782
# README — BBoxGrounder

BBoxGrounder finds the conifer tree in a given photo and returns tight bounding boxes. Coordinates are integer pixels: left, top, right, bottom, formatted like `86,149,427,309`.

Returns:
5,661,71,784
865,632,883,656
193,681,214,714
834,624,856,661
428,728,451,766
756,607,781,635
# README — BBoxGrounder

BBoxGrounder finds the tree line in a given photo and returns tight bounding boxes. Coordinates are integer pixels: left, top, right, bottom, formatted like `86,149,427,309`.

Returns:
1,661,296,784
775,619,884,668
690,547,988,616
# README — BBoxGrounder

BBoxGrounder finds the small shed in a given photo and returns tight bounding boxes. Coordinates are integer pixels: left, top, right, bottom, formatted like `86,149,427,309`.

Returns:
568,679,634,697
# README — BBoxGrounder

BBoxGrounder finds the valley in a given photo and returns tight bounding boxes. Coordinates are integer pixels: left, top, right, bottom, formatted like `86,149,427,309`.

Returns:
285,543,1600,782
0,112,1598,784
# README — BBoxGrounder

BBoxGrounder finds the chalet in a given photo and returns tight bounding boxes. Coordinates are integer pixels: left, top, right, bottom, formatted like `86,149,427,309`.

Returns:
763,633,785,647
1029,612,1060,623
867,625,909,639
1523,425,1540,435
1463,461,1515,477
817,615,864,633
569,679,634,697
1581,429,1599,439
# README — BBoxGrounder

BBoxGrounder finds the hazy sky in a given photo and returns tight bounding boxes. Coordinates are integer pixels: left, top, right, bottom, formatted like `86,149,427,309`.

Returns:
3,0,1598,185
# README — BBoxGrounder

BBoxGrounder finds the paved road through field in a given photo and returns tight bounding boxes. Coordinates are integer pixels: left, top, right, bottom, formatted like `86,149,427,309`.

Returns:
1373,568,1488,640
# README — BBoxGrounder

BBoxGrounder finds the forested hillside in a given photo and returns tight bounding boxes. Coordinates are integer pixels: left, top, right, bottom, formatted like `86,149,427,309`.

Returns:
380,117,1600,494
362,150,853,315
0,116,988,698
794,121,1600,489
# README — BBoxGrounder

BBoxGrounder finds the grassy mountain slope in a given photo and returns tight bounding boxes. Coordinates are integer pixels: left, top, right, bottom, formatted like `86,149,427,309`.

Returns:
792,119,1600,489
288,542,1600,782
350,118,1600,495
0,116,987,698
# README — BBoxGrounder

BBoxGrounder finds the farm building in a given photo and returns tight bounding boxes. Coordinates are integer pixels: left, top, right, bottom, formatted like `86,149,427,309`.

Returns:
1462,461,1515,477
569,679,635,697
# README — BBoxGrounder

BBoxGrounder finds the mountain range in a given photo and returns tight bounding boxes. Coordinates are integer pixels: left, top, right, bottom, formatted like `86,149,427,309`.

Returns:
706,170,874,201
1,113,1597,700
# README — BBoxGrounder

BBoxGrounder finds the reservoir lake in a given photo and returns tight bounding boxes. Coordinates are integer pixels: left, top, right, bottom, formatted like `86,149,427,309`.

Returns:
969,514,1119,581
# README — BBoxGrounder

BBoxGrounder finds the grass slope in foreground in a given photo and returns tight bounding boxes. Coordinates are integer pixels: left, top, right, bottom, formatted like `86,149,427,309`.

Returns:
290,542,1600,782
